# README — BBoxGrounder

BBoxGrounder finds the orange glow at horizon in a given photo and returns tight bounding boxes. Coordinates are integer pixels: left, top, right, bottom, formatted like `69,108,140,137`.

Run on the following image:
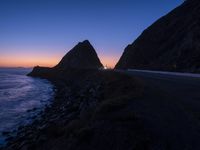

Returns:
99,55,119,68
0,55,60,68
0,54,119,68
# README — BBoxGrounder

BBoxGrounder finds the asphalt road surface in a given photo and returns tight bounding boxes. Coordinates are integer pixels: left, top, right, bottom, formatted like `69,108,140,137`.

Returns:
124,69,200,150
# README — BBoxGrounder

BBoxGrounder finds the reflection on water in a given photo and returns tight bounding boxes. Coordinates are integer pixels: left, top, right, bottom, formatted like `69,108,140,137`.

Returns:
0,68,54,146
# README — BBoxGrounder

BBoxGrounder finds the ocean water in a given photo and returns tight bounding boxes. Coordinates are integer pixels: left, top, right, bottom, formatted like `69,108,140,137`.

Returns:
0,68,54,146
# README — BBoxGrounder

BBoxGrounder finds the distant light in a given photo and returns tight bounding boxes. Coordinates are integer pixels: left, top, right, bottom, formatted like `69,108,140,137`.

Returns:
104,66,108,70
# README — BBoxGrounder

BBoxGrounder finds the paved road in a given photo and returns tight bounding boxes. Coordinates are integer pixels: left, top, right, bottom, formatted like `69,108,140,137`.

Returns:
124,70,200,150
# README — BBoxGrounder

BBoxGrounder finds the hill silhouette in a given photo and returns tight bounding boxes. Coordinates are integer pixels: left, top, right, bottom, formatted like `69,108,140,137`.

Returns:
28,40,103,77
115,0,200,72
55,40,102,70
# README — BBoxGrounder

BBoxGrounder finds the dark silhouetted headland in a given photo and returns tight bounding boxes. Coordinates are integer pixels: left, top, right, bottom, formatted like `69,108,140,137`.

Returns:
28,40,103,78
115,0,200,72
55,40,103,70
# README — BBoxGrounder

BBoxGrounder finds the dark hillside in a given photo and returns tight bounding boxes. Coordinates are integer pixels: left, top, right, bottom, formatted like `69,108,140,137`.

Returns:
116,0,200,72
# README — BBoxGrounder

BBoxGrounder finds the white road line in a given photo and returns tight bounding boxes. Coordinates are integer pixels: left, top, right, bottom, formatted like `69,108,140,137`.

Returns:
127,69,200,78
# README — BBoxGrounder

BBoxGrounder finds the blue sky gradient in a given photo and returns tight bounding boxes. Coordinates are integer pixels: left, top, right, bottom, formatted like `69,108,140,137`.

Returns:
0,0,183,67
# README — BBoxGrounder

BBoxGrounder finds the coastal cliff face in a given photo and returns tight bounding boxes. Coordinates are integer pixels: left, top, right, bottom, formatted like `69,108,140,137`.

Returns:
28,40,103,77
115,0,200,72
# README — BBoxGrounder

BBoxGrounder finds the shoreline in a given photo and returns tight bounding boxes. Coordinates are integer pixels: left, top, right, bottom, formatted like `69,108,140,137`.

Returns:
2,70,150,150
0,70,55,148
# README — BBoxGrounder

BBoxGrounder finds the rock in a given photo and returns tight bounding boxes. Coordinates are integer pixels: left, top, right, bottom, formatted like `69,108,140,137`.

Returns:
28,40,103,77
27,66,52,77
55,40,103,70
115,0,200,73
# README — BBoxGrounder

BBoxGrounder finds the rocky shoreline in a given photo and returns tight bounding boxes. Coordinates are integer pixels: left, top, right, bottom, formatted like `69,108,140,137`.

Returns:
1,70,151,150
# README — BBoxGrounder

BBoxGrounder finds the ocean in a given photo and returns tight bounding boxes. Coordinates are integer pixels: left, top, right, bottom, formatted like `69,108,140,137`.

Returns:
0,68,54,146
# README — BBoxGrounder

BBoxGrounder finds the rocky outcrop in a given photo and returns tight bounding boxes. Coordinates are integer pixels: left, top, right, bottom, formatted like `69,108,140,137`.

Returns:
27,66,52,77
28,40,103,77
55,40,103,70
115,0,200,72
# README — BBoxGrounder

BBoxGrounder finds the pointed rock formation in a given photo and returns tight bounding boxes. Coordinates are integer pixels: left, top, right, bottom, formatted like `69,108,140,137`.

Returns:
115,0,200,72
28,40,103,77
55,40,103,69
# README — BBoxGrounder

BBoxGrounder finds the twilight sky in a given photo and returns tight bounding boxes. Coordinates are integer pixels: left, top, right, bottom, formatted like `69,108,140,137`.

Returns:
0,0,183,68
